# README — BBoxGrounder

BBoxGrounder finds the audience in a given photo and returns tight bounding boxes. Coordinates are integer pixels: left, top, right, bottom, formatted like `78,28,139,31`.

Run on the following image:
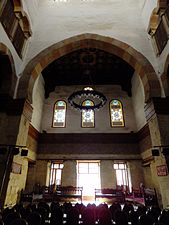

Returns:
0,200,165,225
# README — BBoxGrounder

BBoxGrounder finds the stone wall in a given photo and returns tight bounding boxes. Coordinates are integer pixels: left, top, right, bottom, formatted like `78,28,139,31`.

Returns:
3,108,35,207
4,156,28,207
41,85,137,133
143,97,169,208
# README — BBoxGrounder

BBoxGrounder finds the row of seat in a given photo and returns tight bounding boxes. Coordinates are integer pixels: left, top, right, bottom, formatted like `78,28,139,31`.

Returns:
0,200,169,225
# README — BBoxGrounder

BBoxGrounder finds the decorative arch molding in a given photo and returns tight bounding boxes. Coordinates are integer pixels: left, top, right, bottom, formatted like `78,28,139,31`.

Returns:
0,42,17,97
161,54,169,96
18,33,161,103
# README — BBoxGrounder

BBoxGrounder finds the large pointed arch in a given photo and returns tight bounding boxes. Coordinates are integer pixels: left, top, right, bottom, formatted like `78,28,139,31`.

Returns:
17,33,161,103
0,42,17,97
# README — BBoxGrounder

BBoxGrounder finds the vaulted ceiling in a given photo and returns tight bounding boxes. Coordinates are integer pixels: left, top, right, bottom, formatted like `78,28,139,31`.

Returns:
42,48,135,98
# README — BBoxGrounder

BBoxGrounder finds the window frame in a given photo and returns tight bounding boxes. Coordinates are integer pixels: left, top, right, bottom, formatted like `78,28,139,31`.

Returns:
81,99,95,128
77,161,100,174
77,160,101,195
109,99,125,127
49,162,64,186
113,162,130,191
52,100,67,128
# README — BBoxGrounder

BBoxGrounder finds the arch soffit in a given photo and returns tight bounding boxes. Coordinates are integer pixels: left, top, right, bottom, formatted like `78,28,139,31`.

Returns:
0,42,17,97
19,34,161,103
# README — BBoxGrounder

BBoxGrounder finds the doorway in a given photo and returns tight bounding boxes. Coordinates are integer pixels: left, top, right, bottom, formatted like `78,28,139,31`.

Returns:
77,161,100,201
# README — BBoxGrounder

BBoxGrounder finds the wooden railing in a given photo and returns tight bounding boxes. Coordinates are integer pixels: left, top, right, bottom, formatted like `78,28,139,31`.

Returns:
94,188,125,203
53,186,83,203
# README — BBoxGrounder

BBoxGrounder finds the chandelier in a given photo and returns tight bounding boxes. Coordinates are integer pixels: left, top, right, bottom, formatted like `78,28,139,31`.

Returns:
68,49,107,111
68,87,107,111
68,48,107,111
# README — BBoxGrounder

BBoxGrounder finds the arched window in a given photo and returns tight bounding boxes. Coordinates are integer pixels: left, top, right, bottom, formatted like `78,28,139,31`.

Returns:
53,100,66,127
82,100,95,128
110,99,124,127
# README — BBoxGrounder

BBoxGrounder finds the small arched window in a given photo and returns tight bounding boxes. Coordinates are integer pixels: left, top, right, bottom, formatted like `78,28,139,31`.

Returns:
110,100,124,127
53,100,66,127
82,100,95,128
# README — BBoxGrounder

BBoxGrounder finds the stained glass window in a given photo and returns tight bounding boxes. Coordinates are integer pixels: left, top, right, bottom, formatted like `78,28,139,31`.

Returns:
53,100,66,127
82,100,94,128
110,100,124,127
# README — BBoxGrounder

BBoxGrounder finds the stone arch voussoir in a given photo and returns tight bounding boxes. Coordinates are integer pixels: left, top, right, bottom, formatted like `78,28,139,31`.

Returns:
18,33,161,103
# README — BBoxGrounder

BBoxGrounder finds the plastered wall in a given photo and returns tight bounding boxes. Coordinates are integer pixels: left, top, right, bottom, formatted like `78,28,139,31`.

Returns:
100,160,116,188
131,73,147,131
128,160,144,189
31,74,45,132
41,85,137,133
24,0,157,71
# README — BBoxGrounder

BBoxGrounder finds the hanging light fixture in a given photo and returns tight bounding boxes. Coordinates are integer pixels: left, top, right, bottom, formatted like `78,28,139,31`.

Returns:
68,87,107,111
68,49,107,111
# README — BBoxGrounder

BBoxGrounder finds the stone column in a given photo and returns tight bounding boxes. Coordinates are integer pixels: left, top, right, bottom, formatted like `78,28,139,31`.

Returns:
100,160,116,188
0,97,33,207
61,160,77,186
4,156,28,206
144,97,169,207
